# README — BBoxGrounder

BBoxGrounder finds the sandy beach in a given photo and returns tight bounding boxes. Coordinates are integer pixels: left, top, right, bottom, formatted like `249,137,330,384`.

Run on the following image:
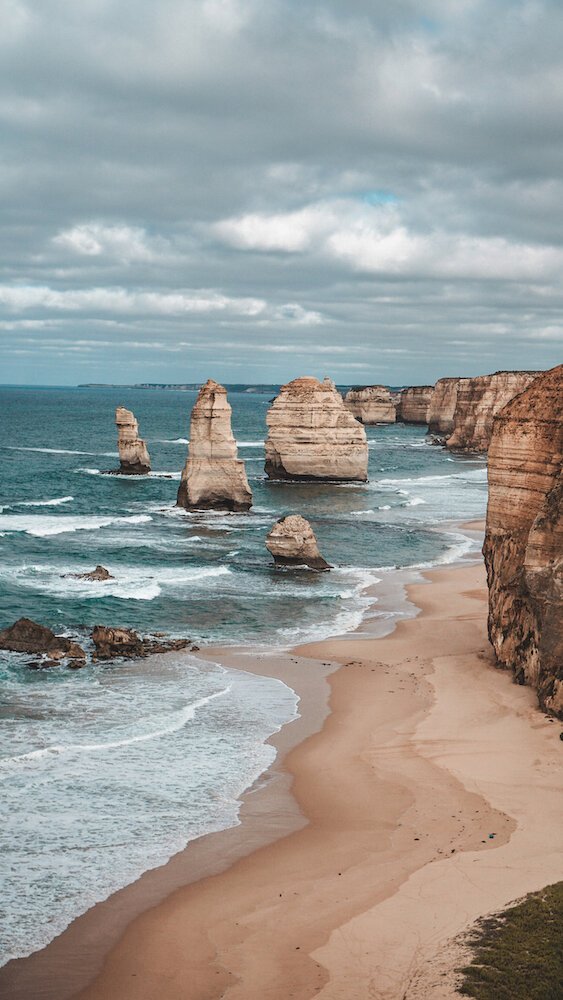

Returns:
2,550,561,1000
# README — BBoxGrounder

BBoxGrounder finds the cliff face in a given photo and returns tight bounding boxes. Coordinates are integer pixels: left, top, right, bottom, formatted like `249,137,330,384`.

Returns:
115,407,151,474
265,515,330,570
265,376,368,482
482,365,563,717
344,385,396,424
396,386,433,424
177,380,252,511
427,377,468,438
446,371,539,453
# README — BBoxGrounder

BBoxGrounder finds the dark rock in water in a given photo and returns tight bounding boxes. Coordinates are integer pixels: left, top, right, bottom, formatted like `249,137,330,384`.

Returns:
91,625,194,661
68,565,114,581
0,617,86,662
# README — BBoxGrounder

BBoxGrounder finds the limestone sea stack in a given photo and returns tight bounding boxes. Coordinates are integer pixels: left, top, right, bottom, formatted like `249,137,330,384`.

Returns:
344,385,396,424
177,379,252,511
266,515,331,571
396,386,433,424
482,364,563,717
115,407,151,474
446,371,539,453
427,377,468,439
265,376,368,482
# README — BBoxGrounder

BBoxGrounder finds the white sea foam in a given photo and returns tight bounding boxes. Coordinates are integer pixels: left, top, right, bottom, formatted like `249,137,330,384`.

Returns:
404,497,426,506
78,468,181,480
0,513,152,537
6,446,117,457
14,496,74,508
153,438,188,444
236,440,264,447
5,562,231,600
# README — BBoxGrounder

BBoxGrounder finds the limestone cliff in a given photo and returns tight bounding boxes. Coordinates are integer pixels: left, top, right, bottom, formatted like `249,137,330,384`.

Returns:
427,377,468,439
344,385,396,424
482,365,563,717
396,386,433,424
265,515,331,571
115,407,151,474
177,379,252,511
446,371,539,453
265,376,368,482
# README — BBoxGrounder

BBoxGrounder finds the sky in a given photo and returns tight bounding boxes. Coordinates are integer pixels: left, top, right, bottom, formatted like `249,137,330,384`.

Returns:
1,0,562,386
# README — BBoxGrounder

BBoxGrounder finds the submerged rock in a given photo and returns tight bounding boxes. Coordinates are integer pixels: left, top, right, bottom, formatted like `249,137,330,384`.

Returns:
265,376,368,482
446,371,539,453
344,385,396,424
483,364,563,717
396,386,433,424
265,515,331,571
0,617,86,662
115,406,151,474
69,565,114,581
177,379,252,511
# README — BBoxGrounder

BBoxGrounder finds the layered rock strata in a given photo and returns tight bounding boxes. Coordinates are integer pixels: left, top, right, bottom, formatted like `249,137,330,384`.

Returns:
482,365,563,717
177,379,252,511
265,376,368,481
446,371,539,453
344,385,396,424
115,407,151,474
427,377,468,439
396,386,433,424
266,515,331,571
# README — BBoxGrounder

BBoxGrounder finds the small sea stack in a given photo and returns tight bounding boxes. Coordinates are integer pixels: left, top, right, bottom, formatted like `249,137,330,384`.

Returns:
177,379,252,511
446,371,539,453
115,406,151,474
344,385,396,424
396,386,433,424
266,515,331,571
265,376,368,482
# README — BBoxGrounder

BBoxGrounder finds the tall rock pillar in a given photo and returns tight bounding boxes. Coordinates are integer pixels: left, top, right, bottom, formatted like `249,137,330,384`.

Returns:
115,407,151,474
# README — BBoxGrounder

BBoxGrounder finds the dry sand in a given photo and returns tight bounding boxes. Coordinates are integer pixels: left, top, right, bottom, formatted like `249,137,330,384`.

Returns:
3,559,561,1000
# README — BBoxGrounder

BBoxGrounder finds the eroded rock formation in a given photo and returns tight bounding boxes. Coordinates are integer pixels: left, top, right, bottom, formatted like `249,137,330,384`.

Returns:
68,565,114,581
483,364,563,717
427,377,468,439
265,376,368,482
115,407,151,474
177,380,252,511
0,618,86,663
344,385,396,424
91,626,193,661
396,386,433,424
446,371,539,453
266,515,331,571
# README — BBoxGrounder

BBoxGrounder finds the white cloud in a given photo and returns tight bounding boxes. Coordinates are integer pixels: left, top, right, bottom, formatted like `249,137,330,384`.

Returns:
53,223,164,263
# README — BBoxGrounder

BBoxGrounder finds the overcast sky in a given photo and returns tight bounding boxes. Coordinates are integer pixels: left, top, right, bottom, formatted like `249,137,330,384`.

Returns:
1,0,562,386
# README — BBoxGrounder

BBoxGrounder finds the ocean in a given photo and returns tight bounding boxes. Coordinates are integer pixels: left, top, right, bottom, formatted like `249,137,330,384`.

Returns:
0,386,488,964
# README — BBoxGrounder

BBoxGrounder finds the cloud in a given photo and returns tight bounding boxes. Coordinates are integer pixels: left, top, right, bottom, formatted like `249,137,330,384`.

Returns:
53,223,161,262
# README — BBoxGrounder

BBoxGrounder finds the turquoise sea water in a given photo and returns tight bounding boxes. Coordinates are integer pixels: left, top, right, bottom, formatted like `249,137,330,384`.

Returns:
0,386,488,964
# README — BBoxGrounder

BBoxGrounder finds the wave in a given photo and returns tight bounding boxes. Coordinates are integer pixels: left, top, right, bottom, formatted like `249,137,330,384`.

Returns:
78,468,181,480
403,497,426,507
5,446,117,457
377,467,487,487
0,513,152,538
5,562,232,600
236,441,264,448
153,438,188,444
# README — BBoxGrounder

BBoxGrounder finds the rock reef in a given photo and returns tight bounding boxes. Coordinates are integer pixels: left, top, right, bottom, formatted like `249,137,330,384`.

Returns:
177,380,252,511
115,406,151,474
446,371,538,453
68,565,114,581
344,385,396,424
265,376,368,482
427,377,468,439
396,386,433,424
0,617,86,666
266,515,331,571
483,364,563,717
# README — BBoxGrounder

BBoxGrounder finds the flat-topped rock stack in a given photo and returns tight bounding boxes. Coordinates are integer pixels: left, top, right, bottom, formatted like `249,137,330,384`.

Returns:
177,379,252,511
427,377,468,439
265,376,368,482
446,371,539,453
396,386,433,424
344,385,396,424
483,364,563,717
115,406,151,474
265,515,331,571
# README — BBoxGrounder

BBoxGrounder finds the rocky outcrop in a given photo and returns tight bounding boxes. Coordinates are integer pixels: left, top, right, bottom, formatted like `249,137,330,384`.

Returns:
177,380,252,511
68,565,114,581
265,376,368,482
115,407,151,474
427,377,468,439
266,515,331,571
344,385,396,424
446,371,539,453
91,626,194,661
482,365,563,717
396,386,433,424
0,618,86,663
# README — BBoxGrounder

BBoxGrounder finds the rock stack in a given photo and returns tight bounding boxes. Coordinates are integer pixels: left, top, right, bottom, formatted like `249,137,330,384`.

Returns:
483,364,562,717
177,379,252,511
427,377,468,439
446,371,539,453
115,407,151,474
265,376,368,482
344,385,396,424
396,386,433,424
265,515,331,571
